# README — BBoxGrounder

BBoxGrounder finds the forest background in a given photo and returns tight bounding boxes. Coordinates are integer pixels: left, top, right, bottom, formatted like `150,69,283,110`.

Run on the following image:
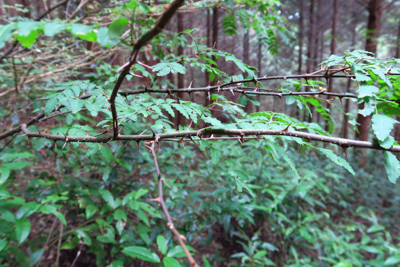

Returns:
1,0,400,266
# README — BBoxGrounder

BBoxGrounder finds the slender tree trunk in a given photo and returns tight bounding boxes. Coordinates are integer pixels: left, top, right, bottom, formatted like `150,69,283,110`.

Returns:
177,12,185,129
257,42,262,112
343,15,357,139
212,5,219,67
394,20,400,144
307,0,316,122
306,0,315,73
298,0,304,74
325,0,338,131
243,19,251,112
356,0,383,141
243,31,249,64
396,18,400,58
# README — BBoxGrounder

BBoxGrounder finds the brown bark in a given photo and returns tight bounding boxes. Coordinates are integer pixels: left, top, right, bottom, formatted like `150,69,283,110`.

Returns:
257,42,262,112
395,20,400,143
343,14,357,139
298,0,304,74
396,18,400,58
326,0,338,131
243,15,250,112
306,0,315,73
355,0,383,141
212,4,219,80
307,0,316,123
243,30,249,64
177,12,185,128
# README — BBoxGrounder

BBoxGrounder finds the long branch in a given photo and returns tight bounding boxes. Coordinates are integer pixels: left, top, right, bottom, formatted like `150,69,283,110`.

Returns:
20,125,400,152
147,142,198,267
108,0,185,139
120,86,358,98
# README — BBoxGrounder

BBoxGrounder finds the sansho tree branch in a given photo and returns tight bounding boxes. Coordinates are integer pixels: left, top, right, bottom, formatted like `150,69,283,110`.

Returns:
20,125,400,153
120,86,358,98
108,0,185,139
146,141,199,267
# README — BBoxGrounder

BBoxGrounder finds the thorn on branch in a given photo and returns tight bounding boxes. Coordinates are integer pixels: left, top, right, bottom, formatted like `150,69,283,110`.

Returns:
136,140,141,154
282,123,291,132
101,91,111,101
161,178,171,188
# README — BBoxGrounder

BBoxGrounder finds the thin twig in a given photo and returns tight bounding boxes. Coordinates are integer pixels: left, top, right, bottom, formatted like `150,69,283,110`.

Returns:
147,141,198,267
55,220,64,267
35,216,58,267
70,242,84,267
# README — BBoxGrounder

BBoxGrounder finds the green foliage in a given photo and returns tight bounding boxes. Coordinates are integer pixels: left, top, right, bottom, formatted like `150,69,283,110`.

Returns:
1,1,400,267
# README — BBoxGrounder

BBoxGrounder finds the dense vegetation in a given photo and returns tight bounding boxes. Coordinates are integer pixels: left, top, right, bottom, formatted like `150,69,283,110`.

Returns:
1,0,400,266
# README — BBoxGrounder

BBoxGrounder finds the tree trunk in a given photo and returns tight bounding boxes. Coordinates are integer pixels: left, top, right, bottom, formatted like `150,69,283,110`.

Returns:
243,31,249,64
257,42,262,112
298,0,304,74
212,4,219,82
395,20,400,144
306,0,315,123
243,20,250,112
177,12,185,129
355,0,383,141
343,14,357,139
325,0,337,131
396,18,400,58
306,0,315,73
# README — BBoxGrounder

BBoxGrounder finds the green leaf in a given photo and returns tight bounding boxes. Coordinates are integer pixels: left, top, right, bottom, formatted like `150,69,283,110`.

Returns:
384,255,400,265
108,18,129,39
71,24,96,42
163,257,181,267
358,97,376,117
122,246,160,263
71,99,84,113
45,97,58,116
135,188,148,199
235,176,256,199
3,162,32,170
97,27,118,47
0,152,35,160
169,62,186,74
371,114,398,141
157,235,168,255
86,205,98,219
99,190,117,209
355,72,371,82
17,30,38,47
203,256,212,267
210,147,221,165
318,148,355,175
15,219,31,245
367,224,384,233
384,151,400,183
29,248,44,265
0,24,16,49
44,23,66,37
238,94,247,106
379,136,395,149
100,146,113,161
357,85,379,98
39,206,67,226
136,209,149,227
113,209,127,221
17,21,41,36
0,166,10,185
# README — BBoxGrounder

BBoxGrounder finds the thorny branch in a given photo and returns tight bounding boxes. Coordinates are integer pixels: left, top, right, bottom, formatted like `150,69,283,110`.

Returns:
147,141,199,267
109,0,185,139
19,125,400,153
